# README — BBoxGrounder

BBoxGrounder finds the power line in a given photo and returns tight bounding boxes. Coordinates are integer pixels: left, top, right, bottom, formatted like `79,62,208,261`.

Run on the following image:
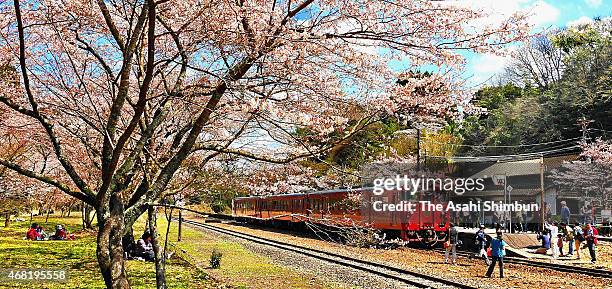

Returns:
424,145,581,162
421,137,582,148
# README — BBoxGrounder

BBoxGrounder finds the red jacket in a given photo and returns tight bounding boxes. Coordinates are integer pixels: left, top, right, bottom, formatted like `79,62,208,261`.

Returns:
26,228,42,240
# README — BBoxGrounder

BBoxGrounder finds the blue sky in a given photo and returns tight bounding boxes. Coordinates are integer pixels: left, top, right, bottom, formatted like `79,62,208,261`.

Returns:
462,0,611,87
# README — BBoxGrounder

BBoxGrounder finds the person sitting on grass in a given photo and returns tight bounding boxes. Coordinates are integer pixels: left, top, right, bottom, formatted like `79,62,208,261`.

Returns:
48,224,76,241
26,223,43,240
49,224,67,240
135,231,155,262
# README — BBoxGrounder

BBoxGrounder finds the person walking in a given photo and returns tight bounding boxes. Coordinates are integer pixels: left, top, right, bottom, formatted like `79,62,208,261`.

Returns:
585,224,597,264
560,201,571,225
486,231,507,278
573,223,584,260
546,222,560,259
476,225,491,265
561,223,574,256
445,223,459,264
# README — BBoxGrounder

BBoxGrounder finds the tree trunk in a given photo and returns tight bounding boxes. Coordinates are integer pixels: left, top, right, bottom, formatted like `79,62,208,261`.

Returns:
67,206,72,217
83,203,95,229
148,206,166,289
96,195,130,289
45,209,50,223
4,213,9,227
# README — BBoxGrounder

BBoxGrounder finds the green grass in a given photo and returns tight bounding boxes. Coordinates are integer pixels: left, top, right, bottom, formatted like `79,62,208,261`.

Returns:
157,216,332,289
0,213,338,289
0,215,214,289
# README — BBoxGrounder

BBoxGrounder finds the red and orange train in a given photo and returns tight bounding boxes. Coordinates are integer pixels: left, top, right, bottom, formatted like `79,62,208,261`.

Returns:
233,188,450,244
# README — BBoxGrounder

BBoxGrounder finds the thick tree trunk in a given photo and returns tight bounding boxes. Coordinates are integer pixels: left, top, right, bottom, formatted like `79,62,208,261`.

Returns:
4,213,9,227
148,206,166,289
96,195,130,289
67,206,72,217
45,209,50,223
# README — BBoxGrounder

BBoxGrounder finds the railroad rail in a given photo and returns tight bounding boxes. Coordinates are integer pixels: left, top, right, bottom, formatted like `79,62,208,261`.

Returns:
180,218,478,289
433,249,612,279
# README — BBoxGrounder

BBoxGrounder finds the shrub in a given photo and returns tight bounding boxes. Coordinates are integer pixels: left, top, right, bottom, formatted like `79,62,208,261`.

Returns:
210,248,222,269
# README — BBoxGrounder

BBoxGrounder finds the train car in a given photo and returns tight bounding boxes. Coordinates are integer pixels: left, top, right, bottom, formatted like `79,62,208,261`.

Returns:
233,187,449,245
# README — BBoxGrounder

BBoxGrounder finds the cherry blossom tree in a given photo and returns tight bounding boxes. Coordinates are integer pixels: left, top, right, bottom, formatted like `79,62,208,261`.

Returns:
0,0,530,287
550,139,612,214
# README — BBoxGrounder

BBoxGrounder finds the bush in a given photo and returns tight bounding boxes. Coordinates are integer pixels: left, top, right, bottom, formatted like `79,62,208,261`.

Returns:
210,248,222,269
210,201,226,214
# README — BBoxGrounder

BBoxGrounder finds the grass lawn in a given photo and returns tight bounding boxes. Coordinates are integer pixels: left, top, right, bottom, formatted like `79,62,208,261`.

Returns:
1,212,338,289
155,212,334,289
0,215,214,289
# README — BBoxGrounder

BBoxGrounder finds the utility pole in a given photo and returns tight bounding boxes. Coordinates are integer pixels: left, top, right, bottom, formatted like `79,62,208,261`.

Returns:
416,128,421,171
540,156,545,231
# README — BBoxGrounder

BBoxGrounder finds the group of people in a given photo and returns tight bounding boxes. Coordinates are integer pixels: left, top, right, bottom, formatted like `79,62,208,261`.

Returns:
444,218,600,279
26,223,75,241
122,231,156,262
444,223,508,278
26,221,157,262
537,222,598,263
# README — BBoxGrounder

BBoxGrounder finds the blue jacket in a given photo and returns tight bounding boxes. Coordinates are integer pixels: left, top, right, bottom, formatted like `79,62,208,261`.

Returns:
491,238,507,257
561,206,571,221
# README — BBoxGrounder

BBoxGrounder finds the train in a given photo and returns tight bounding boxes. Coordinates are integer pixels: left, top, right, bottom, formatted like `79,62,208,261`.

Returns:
232,187,450,245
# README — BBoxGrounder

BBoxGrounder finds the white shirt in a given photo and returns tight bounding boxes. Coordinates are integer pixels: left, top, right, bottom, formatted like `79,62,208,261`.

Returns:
547,224,559,238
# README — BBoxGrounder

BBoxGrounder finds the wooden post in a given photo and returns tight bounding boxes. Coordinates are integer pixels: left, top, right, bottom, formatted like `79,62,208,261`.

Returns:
178,210,182,242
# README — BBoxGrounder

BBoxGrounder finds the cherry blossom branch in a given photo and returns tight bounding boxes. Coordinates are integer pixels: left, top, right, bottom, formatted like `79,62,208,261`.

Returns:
0,157,94,204
12,0,95,198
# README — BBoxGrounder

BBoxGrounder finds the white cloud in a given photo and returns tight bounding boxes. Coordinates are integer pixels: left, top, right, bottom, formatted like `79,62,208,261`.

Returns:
584,0,602,7
469,53,512,85
528,1,561,27
448,0,560,28
567,16,594,27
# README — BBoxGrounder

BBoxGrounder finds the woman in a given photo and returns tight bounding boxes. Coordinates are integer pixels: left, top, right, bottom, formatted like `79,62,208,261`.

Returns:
573,223,584,259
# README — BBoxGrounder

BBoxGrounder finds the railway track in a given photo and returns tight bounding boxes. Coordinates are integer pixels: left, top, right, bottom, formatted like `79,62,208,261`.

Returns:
433,249,612,279
180,218,478,289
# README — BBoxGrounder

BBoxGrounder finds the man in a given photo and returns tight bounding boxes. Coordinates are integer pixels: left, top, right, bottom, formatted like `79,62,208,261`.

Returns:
560,223,574,256
135,231,155,261
544,202,552,223
476,225,491,265
585,224,597,264
546,222,560,259
560,201,571,225
486,231,507,278
445,223,459,264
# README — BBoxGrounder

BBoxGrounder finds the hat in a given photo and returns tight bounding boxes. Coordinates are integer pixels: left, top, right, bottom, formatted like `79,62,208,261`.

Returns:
561,201,567,205
480,225,485,228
